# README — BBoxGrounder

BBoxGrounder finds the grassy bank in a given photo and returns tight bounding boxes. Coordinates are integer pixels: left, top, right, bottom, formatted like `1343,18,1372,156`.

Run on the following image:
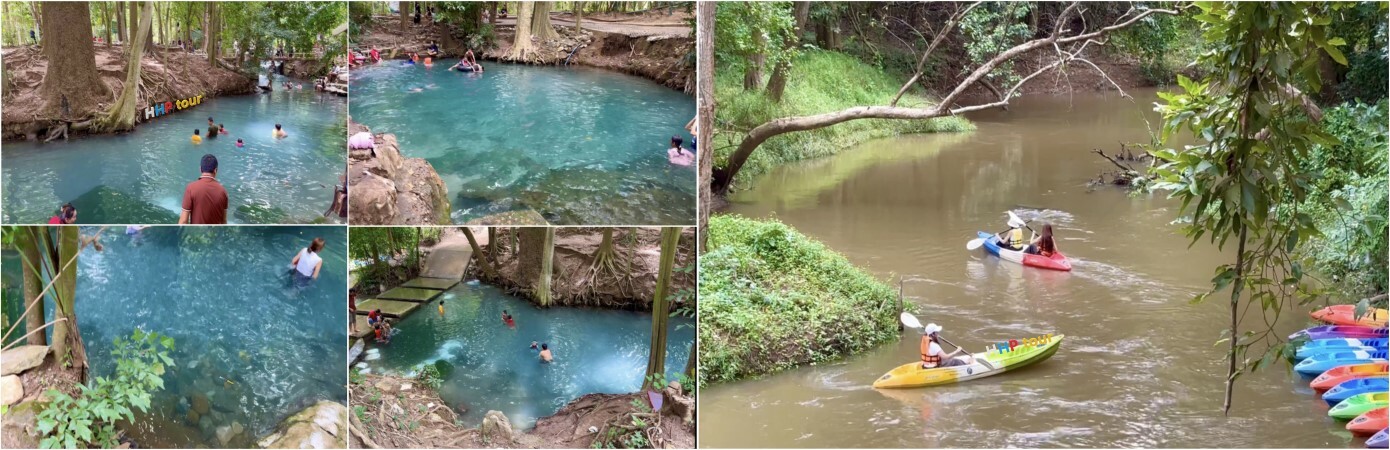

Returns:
698,215,900,387
713,50,974,187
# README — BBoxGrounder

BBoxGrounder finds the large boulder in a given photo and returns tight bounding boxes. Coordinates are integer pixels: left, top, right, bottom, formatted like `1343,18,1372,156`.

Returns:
0,345,48,376
1,400,43,449
396,158,451,225
347,174,399,224
480,410,514,444
0,375,22,406
257,401,346,449
191,393,211,415
347,122,452,225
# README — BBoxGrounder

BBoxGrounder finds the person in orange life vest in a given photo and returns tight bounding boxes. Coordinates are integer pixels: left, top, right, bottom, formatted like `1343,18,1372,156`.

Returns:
920,323,970,369
1025,223,1058,257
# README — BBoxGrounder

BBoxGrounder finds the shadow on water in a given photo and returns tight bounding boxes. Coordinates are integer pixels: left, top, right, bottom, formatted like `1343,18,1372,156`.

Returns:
33,226,349,448
356,281,694,429
704,89,1357,448
349,61,696,225
2,76,346,224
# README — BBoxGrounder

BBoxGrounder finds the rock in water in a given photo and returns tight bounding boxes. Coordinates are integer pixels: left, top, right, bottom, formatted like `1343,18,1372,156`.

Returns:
185,410,200,426
480,410,514,443
191,393,211,415
0,346,49,376
0,375,23,406
256,401,346,449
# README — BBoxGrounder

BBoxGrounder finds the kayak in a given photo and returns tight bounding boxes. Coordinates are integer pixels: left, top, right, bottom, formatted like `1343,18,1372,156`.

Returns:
1292,326,1390,341
1299,345,1387,361
1350,408,1389,436
873,334,1064,389
1369,429,1389,448
1300,338,1390,352
1312,305,1390,327
1331,392,1390,420
975,231,1072,271
1324,378,1390,406
1312,362,1390,391
1296,350,1388,375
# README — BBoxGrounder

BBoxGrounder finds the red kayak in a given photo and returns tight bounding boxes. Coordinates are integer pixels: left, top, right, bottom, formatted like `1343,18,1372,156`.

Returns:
1350,408,1389,436
1312,305,1389,327
977,231,1072,271
1311,362,1390,391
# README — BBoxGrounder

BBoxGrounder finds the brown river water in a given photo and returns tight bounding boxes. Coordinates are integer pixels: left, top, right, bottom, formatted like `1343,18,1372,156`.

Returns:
700,89,1361,448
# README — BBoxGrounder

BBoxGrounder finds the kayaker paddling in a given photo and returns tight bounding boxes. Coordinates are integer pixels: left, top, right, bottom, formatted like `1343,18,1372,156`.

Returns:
920,323,972,369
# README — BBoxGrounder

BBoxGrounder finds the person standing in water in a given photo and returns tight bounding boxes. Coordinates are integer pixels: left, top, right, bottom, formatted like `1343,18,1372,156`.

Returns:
290,237,326,280
538,343,553,363
179,154,228,224
438,299,445,316
191,129,202,144
273,123,288,139
668,136,694,166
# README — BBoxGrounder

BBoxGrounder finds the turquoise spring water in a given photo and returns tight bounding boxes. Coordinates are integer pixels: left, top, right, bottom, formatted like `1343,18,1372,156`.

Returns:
29,226,347,448
2,76,346,224
354,281,694,429
349,61,696,225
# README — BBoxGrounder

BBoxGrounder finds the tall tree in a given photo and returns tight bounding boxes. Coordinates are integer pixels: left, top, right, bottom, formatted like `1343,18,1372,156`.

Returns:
28,1,41,44
461,227,497,279
643,227,680,390
39,1,109,120
764,1,810,102
100,2,111,47
531,1,558,41
399,0,410,32
696,1,714,253
489,1,497,25
19,228,46,346
203,2,217,63
48,227,88,381
506,1,535,61
97,1,151,132
573,1,582,32
115,1,125,44
518,227,555,306
127,1,136,48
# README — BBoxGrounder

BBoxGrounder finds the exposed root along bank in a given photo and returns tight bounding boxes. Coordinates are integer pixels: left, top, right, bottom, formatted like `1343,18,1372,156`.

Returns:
348,374,694,449
1,45,256,141
476,227,696,310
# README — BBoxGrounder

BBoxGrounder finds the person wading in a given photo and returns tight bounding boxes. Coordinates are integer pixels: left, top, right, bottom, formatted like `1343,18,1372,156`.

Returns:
179,154,229,224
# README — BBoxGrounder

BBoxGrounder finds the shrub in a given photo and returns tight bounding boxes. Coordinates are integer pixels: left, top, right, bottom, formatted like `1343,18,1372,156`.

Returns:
36,329,174,449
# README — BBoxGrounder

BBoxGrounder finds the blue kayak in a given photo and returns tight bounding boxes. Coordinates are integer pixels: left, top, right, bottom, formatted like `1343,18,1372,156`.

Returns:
1324,378,1390,406
1296,350,1389,375
1368,429,1388,449
1298,344,1388,361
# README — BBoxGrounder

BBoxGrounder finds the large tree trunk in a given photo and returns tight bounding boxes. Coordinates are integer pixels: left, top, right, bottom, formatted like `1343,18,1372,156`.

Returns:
461,228,497,279
487,227,497,265
742,33,765,91
400,1,410,32
115,1,125,45
643,227,680,390
127,1,136,48
203,2,217,64
531,2,558,41
49,227,88,381
573,2,583,32
489,1,498,25
518,227,555,306
696,1,714,253
765,1,810,102
97,1,150,132
505,1,535,61
39,1,108,120
19,228,46,346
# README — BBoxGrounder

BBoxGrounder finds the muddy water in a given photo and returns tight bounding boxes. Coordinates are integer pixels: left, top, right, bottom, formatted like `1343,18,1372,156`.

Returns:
702,90,1354,448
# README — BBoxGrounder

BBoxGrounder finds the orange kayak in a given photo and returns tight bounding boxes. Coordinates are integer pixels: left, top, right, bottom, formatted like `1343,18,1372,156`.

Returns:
1350,408,1389,436
1312,362,1390,391
1312,305,1389,327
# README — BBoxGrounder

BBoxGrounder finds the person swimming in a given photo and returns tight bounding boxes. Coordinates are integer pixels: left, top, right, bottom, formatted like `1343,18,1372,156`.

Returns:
219,124,228,135
191,129,202,144
538,343,553,363
438,299,445,316
236,138,245,148
667,136,694,166
273,123,288,139
502,310,515,327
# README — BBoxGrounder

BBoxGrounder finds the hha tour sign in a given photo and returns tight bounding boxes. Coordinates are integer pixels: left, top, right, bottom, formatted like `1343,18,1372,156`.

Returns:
140,93,206,122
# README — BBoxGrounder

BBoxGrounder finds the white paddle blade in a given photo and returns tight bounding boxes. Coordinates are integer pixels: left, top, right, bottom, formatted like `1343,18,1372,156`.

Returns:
899,312,922,329
966,238,986,250
1007,210,1027,228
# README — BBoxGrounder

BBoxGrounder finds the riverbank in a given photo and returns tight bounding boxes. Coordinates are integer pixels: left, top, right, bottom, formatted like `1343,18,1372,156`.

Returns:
354,12,693,92
1,45,255,141
348,374,695,448
348,120,452,225
477,227,697,310
698,215,899,387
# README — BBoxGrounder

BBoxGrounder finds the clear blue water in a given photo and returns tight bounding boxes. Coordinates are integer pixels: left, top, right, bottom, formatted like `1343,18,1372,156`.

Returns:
2,76,346,224
355,281,694,428
45,226,347,448
349,61,696,225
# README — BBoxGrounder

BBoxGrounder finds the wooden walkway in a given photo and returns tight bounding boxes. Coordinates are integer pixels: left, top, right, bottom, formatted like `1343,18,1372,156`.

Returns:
351,229,483,339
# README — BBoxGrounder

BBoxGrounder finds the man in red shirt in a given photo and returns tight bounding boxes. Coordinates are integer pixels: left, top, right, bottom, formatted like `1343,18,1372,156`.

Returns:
179,154,228,224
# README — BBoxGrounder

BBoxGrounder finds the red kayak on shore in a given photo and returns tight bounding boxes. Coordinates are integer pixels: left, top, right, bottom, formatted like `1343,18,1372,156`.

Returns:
1312,305,1389,327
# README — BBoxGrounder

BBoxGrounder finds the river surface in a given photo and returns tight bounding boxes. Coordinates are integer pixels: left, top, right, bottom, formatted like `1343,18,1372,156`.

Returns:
355,281,695,429
2,75,346,224
702,89,1357,448
348,60,696,225
39,226,347,448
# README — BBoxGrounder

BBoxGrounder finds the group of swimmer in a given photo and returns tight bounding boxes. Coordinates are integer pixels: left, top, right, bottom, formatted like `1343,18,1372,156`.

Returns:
356,296,557,364
350,43,485,72
191,116,289,148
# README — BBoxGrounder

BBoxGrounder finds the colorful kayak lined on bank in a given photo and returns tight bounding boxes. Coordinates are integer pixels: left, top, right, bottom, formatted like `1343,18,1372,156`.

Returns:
1292,326,1390,341
1331,393,1390,420
1312,363,1390,391
1296,351,1389,375
1350,408,1389,436
1368,428,1389,448
1298,342,1389,361
1324,378,1390,406
975,231,1072,271
873,334,1065,389
1312,305,1390,328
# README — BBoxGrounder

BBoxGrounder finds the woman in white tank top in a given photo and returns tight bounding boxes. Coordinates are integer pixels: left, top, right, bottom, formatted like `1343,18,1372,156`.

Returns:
291,237,326,279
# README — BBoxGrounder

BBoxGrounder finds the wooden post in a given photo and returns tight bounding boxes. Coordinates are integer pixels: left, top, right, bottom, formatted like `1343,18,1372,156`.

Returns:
897,278,904,331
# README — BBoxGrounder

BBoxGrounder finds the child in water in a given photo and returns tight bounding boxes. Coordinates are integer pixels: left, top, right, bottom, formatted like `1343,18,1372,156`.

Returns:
667,136,693,166
219,124,229,135
438,299,445,316
273,124,288,139
502,310,514,327
236,138,245,148
191,129,202,144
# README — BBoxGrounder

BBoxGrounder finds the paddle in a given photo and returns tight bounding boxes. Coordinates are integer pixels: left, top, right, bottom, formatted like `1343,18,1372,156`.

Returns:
898,312,997,370
965,211,1033,250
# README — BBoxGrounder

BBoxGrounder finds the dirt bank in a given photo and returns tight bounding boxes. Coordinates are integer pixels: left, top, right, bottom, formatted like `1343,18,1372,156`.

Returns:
354,13,693,92
1,45,256,141
475,227,696,311
348,374,694,449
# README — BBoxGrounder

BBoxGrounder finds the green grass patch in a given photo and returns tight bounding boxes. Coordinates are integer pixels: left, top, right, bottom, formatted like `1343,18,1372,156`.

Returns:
698,215,901,387
714,50,974,188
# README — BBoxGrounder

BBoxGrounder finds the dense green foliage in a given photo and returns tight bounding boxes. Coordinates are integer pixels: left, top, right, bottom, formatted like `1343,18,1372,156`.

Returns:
221,2,348,66
958,2,1033,88
1332,2,1389,102
713,2,800,80
699,215,900,387
37,330,174,449
349,227,441,288
713,50,973,185
1110,6,1203,84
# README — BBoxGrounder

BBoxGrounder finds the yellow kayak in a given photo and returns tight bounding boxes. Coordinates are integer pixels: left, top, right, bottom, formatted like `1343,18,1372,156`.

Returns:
873,334,1065,389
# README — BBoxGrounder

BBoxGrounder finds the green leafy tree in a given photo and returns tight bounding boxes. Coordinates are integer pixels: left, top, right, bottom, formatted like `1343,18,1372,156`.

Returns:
714,2,800,91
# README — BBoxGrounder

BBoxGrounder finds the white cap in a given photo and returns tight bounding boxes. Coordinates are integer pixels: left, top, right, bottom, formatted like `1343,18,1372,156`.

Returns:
923,323,943,335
